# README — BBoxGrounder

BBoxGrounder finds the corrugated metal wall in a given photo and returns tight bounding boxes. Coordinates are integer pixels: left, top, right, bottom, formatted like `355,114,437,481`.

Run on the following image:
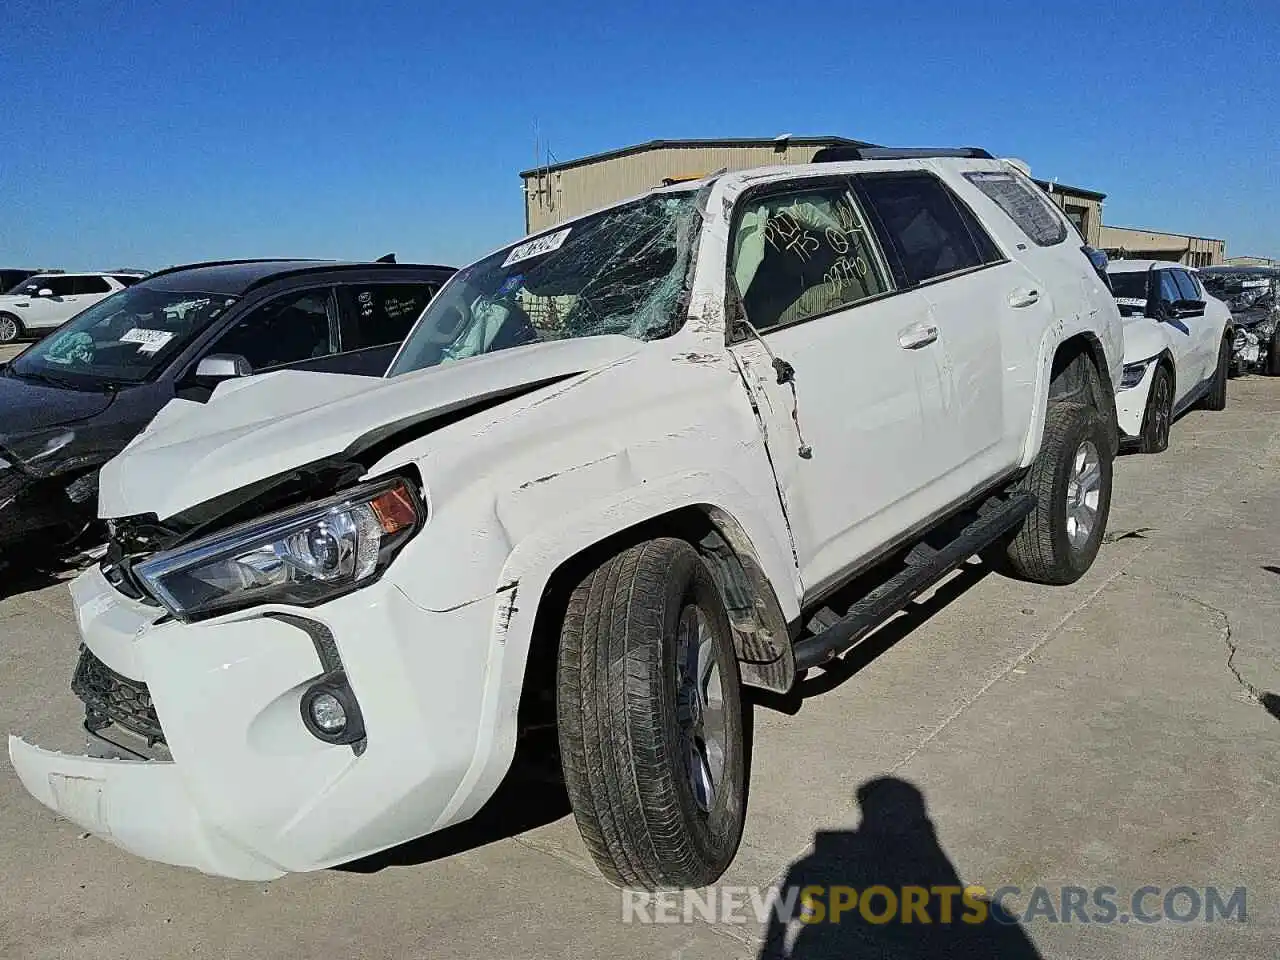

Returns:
523,143,831,233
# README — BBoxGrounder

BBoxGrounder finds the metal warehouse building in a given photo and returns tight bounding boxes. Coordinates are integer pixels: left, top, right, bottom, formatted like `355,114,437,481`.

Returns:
519,136,1224,265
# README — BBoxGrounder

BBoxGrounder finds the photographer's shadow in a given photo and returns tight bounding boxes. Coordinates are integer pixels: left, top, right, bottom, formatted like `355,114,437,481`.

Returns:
761,777,1042,959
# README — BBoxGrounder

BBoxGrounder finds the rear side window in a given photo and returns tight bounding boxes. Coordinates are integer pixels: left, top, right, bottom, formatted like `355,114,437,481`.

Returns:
73,275,112,294
964,171,1068,247
857,173,998,286
342,282,439,349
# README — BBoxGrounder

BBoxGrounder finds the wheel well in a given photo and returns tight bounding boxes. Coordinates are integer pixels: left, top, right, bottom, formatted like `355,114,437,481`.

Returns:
1049,333,1119,454
517,507,794,736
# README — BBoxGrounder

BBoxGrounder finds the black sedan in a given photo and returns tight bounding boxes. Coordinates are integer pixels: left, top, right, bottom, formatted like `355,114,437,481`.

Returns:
0,258,454,558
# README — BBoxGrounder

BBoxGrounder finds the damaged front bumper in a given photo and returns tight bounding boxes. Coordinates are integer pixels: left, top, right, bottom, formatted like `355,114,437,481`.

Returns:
0,457,96,550
1114,358,1158,440
9,561,509,880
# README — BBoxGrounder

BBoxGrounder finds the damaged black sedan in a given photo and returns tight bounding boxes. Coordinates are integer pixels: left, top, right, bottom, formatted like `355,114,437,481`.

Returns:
0,258,453,563
1199,266,1280,376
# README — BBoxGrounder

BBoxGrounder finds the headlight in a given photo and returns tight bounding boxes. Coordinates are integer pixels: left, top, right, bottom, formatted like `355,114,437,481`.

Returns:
135,477,422,622
1119,360,1151,390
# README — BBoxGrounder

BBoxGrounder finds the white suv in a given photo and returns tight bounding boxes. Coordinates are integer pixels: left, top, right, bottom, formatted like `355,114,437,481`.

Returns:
0,272,144,343
10,148,1123,888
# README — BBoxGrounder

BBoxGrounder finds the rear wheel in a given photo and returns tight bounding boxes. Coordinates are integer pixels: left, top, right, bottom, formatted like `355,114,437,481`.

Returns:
1202,334,1230,410
0,313,22,344
1003,402,1113,585
1137,363,1174,454
556,537,747,889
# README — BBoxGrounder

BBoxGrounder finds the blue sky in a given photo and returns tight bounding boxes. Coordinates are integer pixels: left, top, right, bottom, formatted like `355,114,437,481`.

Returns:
1,0,1276,270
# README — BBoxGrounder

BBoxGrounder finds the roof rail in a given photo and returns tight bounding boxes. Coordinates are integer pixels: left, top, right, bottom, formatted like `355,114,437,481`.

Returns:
812,146,994,163
141,258,328,282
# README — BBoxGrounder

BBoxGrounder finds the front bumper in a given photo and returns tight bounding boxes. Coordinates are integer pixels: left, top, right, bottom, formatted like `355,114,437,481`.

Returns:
9,562,506,880
0,463,94,548
1114,359,1157,440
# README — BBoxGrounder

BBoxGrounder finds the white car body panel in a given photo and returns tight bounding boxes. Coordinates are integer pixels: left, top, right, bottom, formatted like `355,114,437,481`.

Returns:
11,157,1124,880
1107,260,1232,439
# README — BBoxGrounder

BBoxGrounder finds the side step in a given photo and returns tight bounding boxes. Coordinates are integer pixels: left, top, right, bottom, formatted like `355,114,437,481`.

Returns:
792,492,1037,673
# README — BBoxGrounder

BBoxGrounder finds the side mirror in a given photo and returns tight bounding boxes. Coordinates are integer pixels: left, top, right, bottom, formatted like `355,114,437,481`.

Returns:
194,353,252,381
1174,298,1205,317
37,288,53,298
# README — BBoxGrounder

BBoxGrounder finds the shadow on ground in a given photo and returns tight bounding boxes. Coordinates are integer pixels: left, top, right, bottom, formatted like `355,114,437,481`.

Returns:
760,777,1042,959
335,733,571,873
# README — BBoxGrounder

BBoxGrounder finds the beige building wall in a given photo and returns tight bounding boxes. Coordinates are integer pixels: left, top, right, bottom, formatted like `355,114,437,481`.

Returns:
1100,226,1225,267
523,141,852,233
1039,189,1104,247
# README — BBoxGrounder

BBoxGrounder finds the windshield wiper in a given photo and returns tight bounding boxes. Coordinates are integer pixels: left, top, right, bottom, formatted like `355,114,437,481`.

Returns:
9,367,86,391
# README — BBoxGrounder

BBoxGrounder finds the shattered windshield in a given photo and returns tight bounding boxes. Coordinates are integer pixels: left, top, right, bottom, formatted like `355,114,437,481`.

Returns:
1200,272,1278,314
388,192,699,376
8,287,237,388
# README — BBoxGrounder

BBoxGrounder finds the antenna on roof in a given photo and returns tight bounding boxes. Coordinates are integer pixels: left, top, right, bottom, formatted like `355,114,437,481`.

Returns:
376,253,396,263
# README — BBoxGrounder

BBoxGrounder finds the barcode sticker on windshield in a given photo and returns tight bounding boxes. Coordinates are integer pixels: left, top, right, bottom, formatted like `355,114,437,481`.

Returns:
501,228,571,267
120,328,175,354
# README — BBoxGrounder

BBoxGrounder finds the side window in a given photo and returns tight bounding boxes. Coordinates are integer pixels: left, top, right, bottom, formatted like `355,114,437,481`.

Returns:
1157,271,1181,305
963,171,1068,247
731,183,891,332
342,282,437,350
211,288,336,371
73,275,112,295
1173,270,1201,301
44,276,78,297
858,173,991,286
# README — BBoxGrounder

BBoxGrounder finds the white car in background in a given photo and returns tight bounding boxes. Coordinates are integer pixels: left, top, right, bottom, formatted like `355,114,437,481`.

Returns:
0,272,145,344
1107,260,1233,453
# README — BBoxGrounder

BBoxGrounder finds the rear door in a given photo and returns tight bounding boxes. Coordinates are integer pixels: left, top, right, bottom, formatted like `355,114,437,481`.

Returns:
1171,268,1217,388
73,274,117,310
855,170,1028,492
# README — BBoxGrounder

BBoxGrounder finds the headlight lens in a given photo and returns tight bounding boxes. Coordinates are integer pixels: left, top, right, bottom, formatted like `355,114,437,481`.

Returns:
1119,360,1151,390
135,478,422,622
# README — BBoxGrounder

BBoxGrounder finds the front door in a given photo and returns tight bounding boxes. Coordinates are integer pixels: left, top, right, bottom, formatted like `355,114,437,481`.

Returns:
25,275,82,330
725,178,951,596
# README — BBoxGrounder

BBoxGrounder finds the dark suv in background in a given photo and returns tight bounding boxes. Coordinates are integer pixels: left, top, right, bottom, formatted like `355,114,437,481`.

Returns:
0,258,453,562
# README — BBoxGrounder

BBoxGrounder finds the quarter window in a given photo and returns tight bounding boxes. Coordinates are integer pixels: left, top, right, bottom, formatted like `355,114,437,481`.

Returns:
212,288,336,371
859,173,995,286
731,183,890,332
963,170,1068,247
342,282,438,349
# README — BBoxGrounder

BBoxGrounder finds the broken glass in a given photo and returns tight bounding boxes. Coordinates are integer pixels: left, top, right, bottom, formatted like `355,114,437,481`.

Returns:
390,192,701,376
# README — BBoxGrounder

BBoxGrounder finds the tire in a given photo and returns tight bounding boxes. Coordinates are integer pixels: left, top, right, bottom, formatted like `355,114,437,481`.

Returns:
1268,328,1280,378
1137,363,1173,454
1202,334,1230,410
557,537,747,889
0,313,22,344
1002,401,1113,585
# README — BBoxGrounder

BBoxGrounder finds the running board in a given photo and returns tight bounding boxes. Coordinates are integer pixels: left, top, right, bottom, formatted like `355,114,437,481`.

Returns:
792,492,1037,673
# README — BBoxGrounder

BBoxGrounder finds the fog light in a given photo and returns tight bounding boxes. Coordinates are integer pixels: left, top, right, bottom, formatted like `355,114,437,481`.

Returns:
300,672,365,747
308,692,347,734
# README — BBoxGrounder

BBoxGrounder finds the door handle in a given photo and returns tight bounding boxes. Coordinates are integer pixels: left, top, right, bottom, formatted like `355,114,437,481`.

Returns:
898,322,939,349
1009,288,1041,308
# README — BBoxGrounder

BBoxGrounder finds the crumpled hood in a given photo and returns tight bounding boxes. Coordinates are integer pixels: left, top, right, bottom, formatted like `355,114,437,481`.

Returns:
0,370,115,445
98,336,644,521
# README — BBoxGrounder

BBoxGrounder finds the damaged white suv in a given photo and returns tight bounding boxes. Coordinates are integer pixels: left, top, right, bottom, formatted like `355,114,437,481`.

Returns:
11,148,1123,889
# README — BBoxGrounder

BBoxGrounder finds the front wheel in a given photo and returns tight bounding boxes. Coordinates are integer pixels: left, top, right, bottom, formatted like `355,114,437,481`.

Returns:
1138,363,1173,454
1002,402,1113,585
0,313,22,344
1202,334,1230,410
557,537,747,889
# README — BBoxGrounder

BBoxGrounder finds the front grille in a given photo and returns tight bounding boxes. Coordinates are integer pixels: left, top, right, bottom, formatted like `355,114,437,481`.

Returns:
71,647,166,745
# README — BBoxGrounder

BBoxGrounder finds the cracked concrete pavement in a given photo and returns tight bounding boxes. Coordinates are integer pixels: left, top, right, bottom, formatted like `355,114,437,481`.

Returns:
0,367,1277,959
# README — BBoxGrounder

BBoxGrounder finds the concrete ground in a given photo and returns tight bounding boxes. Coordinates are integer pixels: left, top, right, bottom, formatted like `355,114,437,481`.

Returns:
1,368,1277,959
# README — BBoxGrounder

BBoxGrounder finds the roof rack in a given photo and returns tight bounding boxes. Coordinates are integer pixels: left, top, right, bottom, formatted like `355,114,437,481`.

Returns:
812,146,994,163
141,258,329,282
